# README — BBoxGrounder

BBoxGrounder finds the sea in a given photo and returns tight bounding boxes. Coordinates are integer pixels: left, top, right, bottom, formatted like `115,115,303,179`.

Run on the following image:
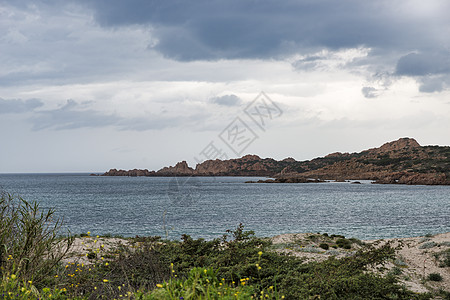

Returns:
0,173,449,240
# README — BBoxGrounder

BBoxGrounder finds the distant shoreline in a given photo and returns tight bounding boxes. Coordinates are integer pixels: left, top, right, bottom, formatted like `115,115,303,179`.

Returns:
99,137,450,185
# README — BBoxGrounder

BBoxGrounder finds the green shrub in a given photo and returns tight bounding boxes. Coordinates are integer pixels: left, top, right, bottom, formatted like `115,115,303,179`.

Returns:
319,243,329,250
0,193,73,286
336,238,352,249
141,267,258,299
427,273,443,282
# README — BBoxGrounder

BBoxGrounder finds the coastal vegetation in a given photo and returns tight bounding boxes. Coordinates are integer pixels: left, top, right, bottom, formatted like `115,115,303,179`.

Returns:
1,193,447,299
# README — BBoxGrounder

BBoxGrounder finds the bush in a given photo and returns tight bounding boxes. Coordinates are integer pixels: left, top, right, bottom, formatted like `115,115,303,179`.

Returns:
427,273,443,282
0,193,73,286
150,225,428,299
336,238,352,249
319,243,330,250
141,267,258,299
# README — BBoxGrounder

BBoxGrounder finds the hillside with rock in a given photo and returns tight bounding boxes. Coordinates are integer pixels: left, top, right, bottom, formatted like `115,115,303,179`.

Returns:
101,137,450,185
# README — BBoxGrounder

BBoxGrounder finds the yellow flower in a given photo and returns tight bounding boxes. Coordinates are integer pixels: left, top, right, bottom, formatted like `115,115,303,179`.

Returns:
103,279,109,283
87,231,91,235
54,275,58,278
21,287,26,293
10,274,16,280
28,281,32,284
258,251,263,256
156,284,163,288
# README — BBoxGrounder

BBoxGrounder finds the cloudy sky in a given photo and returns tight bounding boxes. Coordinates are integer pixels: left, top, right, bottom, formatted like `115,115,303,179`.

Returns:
1,0,450,173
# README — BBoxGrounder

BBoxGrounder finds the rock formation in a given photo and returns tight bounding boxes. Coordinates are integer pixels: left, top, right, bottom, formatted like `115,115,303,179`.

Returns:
102,137,450,185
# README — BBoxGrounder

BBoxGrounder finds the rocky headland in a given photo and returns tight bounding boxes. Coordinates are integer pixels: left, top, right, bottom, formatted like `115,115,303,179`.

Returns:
101,137,450,185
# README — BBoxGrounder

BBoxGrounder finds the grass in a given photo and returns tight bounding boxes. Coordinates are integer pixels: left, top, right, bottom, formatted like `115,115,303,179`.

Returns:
0,193,438,299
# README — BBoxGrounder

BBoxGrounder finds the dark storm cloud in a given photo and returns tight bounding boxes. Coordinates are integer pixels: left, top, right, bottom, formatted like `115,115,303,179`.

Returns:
396,52,450,77
210,94,242,106
3,0,450,92
80,0,434,61
77,0,450,92
0,98,44,114
394,51,450,92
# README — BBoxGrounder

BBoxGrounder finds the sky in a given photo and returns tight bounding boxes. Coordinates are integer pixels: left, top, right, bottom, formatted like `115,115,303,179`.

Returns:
1,0,450,173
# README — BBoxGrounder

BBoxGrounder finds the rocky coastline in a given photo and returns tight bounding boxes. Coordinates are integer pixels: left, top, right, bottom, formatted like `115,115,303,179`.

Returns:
100,138,450,185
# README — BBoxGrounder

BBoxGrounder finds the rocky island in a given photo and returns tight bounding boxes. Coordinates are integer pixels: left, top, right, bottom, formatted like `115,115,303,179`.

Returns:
101,138,450,185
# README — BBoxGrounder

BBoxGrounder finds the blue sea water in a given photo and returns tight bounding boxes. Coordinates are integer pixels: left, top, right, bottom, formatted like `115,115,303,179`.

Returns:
0,173,449,240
